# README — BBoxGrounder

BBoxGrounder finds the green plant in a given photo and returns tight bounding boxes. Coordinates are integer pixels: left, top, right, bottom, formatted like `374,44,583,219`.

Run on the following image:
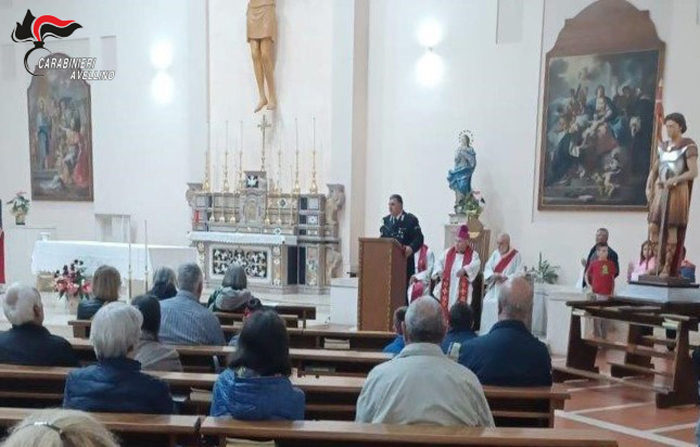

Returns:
7,192,30,215
458,191,485,218
524,252,560,285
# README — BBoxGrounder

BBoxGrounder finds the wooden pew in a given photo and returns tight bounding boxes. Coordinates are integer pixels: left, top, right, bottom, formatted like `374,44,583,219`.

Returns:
0,364,569,427
200,419,617,447
0,407,201,447
69,319,397,352
66,338,393,375
219,325,396,351
215,312,300,328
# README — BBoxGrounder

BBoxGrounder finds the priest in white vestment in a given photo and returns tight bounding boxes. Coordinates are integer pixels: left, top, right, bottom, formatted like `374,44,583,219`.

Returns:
432,225,481,313
479,233,523,333
407,244,435,303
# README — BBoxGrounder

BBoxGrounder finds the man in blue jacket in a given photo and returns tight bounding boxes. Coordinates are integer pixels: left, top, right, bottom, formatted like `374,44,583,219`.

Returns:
458,277,551,387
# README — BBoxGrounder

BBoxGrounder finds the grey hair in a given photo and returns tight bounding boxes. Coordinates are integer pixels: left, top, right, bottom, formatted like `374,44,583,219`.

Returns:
90,302,142,359
2,283,41,326
3,408,118,447
222,263,247,289
497,277,533,324
152,267,177,286
177,262,203,293
404,297,446,344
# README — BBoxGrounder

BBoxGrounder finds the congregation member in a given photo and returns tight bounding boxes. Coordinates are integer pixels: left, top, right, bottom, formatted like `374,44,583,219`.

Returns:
432,224,481,313
382,306,407,355
0,283,77,367
356,297,494,426
581,228,619,288
63,302,173,414
480,233,523,333
458,277,552,387
149,267,178,300
207,263,260,313
380,194,425,296
585,243,617,298
77,265,121,320
160,263,226,346
407,243,435,302
131,294,183,371
628,240,657,281
2,408,118,447
441,301,477,359
211,309,305,420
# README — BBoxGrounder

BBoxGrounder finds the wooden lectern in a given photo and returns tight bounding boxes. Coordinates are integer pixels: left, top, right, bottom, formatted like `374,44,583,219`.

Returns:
358,238,407,331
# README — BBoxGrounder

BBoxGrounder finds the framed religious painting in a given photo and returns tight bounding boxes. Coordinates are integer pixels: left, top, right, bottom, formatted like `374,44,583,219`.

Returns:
27,52,94,201
537,0,664,211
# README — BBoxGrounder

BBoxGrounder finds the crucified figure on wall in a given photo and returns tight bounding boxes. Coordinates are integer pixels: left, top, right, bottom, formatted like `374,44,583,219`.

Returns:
247,0,277,113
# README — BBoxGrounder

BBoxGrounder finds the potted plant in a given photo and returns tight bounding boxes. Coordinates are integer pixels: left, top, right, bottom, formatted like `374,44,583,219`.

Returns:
7,192,30,225
54,260,91,315
524,252,560,285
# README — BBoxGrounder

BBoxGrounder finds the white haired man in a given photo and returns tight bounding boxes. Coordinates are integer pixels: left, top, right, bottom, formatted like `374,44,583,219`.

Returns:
63,302,173,414
480,233,523,333
356,296,494,426
0,283,77,366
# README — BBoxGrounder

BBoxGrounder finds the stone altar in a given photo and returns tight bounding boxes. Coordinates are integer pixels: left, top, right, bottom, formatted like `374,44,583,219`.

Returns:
186,171,344,294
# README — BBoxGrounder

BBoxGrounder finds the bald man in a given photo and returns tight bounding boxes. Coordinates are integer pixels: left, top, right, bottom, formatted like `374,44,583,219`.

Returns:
458,277,552,387
356,297,494,426
480,233,523,333
0,283,78,366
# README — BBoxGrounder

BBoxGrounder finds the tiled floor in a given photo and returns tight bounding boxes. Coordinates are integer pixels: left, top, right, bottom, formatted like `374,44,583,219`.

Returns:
1,290,698,446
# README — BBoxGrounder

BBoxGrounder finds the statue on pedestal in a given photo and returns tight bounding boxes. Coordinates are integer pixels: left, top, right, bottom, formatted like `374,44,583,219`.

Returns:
448,131,477,215
645,113,698,278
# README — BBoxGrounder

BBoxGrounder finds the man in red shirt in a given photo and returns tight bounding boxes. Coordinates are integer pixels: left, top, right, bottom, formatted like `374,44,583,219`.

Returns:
585,242,617,338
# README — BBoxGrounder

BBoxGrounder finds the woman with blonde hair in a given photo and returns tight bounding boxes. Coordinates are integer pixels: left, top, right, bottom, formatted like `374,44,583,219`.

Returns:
2,408,118,447
77,265,121,320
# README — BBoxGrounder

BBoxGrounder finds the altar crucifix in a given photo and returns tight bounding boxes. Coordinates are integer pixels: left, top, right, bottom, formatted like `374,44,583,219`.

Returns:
258,114,271,172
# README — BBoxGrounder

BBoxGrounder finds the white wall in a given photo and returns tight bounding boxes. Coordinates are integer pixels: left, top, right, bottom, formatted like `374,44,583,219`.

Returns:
0,0,207,245
363,0,700,285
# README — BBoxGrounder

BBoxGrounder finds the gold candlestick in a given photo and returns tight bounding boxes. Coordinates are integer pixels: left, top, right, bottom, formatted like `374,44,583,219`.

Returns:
203,145,211,193
237,120,244,191
309,116,318,194
223,121,230,193
293,118,301,194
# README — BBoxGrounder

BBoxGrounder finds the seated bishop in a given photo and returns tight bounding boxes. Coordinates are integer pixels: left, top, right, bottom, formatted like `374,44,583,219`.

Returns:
479,233,523,333
432,225,481,314
407,244,435,304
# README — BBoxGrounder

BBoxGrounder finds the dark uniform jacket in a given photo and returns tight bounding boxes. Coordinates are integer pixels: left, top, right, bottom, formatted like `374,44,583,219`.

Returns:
380,211,424,279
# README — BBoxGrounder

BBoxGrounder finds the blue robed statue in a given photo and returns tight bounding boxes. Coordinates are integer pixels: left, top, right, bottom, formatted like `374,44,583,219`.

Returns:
448,131,477,213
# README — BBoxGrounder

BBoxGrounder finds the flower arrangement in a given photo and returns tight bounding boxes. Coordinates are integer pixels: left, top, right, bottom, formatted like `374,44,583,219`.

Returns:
462,191,486,219
53,260,91,300
7,192,30,219
524,252,560,285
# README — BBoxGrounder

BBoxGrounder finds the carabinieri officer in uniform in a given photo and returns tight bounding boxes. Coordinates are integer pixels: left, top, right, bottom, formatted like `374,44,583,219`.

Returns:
380,194,425,296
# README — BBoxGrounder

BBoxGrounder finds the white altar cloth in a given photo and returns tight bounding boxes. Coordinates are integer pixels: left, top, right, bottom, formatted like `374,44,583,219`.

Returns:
31,240,196,280
188,231,298,246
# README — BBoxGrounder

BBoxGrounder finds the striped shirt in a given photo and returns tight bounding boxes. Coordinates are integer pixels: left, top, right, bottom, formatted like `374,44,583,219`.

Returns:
159,291,226,346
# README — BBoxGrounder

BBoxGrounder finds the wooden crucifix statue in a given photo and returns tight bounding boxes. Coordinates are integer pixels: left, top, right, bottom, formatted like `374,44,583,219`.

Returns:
645,113,698,278
247,0,277,113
